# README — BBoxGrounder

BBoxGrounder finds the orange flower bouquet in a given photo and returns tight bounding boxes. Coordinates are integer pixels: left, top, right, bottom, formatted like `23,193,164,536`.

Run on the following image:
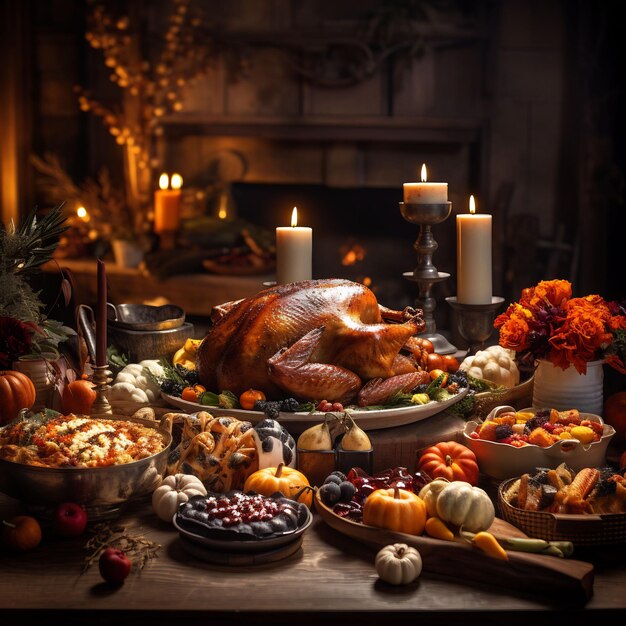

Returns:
494,279,626,374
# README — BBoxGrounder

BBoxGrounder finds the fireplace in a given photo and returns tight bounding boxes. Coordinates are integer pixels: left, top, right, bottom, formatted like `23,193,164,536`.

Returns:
231,181,459,328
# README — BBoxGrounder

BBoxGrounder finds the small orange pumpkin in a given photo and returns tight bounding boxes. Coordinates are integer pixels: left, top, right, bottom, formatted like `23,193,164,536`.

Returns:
243,463,312,508
362,486,427,535
0,370,36,425
418,441,479,486
61,379,97,415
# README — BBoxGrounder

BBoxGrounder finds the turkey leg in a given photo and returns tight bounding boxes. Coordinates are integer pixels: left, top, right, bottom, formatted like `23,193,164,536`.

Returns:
267,327,362,403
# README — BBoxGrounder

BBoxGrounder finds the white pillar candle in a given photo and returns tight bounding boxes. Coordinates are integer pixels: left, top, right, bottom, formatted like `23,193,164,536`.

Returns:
276,207,313,285
403,163,448,203
456,195,492,304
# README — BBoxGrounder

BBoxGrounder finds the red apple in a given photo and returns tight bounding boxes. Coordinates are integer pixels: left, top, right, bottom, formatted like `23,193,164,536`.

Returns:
99,547,132,584
53,502,88,538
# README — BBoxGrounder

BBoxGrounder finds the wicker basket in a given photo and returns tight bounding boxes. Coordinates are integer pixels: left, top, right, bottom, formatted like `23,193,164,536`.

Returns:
498,478,626,545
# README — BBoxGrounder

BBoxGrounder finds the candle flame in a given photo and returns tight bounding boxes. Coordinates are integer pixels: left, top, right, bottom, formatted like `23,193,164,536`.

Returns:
291,206,298,227
420,163,428,182
159,173,169,190
76,206,88,220
469,195,476,214
171,173,183,190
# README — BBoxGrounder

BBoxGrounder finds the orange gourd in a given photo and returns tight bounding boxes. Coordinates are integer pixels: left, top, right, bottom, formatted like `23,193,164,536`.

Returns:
0,370,36,425
363,486,427,535
61,379,96,415
418,441,479,486
243,463,312,508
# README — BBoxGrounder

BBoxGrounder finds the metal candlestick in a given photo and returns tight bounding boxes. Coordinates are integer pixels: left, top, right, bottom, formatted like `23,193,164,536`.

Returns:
445,296,505,355
91,364,113,416
400,201,457,354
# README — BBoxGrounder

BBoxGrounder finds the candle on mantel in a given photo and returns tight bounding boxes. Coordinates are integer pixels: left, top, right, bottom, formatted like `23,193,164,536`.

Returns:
456,195,492,304
276,207,312,285
154,172,182,234
96,258,108,367
403,163,448,204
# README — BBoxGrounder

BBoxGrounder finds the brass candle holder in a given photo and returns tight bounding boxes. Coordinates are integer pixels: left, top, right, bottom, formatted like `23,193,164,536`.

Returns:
445,296,505,355
400,201,457,355
90,364,113,416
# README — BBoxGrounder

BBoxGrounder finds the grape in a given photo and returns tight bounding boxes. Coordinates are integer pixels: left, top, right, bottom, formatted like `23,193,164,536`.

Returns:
319,482,342,506
338,481,356,502
323,474,343,486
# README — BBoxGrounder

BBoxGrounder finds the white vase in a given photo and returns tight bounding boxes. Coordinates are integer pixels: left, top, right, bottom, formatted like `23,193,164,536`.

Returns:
112,239,144,268
13,354,58,412
532,359,604,416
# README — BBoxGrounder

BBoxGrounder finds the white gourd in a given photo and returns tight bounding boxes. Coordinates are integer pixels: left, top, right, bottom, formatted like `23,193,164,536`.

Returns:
375,543,422,585
109,359,164,404
435,481,495,532
152,474,207,523
459,346,520,388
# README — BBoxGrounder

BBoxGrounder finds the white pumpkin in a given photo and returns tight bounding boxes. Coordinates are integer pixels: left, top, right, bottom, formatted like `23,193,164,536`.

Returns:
417,478,450,517
152,473,207,523
375,543,422,585
435,481,495,533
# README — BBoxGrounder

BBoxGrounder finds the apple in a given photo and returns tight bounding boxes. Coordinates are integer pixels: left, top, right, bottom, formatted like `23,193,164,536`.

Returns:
99,547,132,584
53,502,88,538
1,515,42,552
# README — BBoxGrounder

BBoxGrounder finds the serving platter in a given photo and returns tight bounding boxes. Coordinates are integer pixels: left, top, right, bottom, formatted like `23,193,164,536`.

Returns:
173,506,313,553
161,386,468,433
313,492,594,597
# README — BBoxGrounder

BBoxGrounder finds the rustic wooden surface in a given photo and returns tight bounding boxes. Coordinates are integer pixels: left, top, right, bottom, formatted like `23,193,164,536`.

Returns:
1,491,626,626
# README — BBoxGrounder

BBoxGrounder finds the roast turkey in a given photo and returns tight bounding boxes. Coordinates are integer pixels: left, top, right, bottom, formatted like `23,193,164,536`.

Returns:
197,279,428,404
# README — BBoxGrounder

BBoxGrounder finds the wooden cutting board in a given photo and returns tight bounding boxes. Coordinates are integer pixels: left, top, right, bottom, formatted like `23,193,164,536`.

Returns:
315,494,594,599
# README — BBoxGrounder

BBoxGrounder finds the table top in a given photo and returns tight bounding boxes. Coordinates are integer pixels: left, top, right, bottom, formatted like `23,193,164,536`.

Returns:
1,492,626,626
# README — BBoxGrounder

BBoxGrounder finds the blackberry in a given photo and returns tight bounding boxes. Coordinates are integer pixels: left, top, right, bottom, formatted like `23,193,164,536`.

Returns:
494,424,513,441
263,401,282,418
161,379,183,396
524,414,549,434
253,400,268,412
447,371,468,387
175,365,200,385
413,384,429,394
280,397,300,412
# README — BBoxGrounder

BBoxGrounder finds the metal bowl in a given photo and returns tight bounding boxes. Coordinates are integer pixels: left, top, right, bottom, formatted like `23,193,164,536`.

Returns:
107,303,185,331
0,415,172,517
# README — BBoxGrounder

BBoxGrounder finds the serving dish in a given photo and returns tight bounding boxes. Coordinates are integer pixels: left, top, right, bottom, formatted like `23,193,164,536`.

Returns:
498,478,626,545
0,413,172,513
313,491,594,596
173,505,312,553
161,386,468,434
463,406,615,480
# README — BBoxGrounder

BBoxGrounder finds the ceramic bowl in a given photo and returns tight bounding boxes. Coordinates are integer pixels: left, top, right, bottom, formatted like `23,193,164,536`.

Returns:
463,405,615,480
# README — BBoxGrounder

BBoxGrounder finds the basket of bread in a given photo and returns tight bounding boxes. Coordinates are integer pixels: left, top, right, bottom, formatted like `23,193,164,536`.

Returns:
498,463,626,545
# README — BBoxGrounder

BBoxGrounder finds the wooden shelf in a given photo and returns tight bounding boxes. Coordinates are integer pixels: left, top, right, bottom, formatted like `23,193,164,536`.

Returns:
162,115,482,144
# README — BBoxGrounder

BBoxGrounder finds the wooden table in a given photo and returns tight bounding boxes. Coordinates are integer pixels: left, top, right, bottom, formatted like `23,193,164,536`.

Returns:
1,491,625,626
